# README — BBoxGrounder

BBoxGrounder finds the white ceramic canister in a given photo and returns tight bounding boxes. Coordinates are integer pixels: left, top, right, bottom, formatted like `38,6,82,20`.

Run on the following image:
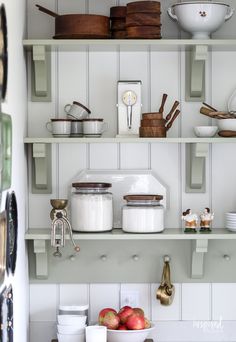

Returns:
122,194,164,233
71,182,113,232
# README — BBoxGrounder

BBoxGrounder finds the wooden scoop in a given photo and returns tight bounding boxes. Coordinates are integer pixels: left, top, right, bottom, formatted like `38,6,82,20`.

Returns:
159,93,168,116
165,100,179,122
166,109,180,131
36,4,59,17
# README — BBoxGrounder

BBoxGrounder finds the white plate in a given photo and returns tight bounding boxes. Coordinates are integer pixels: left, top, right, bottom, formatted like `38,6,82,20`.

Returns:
72,170,167,228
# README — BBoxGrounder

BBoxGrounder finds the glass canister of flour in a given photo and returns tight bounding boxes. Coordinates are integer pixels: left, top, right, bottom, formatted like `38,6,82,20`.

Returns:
122,194,164,233
71,182,113,232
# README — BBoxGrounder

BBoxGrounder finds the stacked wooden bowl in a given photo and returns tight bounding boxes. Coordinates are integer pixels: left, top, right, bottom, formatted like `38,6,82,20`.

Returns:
110,6,127,39
126,1,161,39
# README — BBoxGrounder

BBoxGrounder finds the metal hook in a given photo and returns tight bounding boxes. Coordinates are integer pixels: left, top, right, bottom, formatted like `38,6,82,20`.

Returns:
163,255,171,263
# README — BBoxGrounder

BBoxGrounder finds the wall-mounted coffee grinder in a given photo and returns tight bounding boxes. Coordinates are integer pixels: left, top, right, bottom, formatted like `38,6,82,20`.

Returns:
117,81,142,137
50,199,80,257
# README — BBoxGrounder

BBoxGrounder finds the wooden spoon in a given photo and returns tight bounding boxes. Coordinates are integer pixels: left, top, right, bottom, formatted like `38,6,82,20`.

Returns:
166,109,180,131
218,130,236,137
165,100,179,122
159,93,168,116
36,4,59,17
202,102,217,112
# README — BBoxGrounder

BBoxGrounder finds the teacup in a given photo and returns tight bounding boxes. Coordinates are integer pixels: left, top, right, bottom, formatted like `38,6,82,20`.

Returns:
82,119,108,137
71,120,83,137
64,101,91,120
46,119,72,137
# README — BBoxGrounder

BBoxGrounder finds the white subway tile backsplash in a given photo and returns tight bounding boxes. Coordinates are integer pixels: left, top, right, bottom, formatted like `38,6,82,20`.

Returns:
89,284,120,322
182,283,211,321
89,144,118,169
30,284,58,322
59,284,89,306
120,284,151,318
151,283,181,321
212,283,236,320
120,143,149,169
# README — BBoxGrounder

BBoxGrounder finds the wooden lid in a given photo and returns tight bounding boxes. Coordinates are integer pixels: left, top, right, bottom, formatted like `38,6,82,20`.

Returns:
123,194,163,201
72,182,112,188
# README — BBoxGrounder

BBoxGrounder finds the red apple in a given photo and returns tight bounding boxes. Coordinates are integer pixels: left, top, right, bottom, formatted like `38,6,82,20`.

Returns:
144,317,151,329
98,308,117,325
118,325,128,330
102,311,120,330
133,308,145,317
118,306,134,324
126,314,145,330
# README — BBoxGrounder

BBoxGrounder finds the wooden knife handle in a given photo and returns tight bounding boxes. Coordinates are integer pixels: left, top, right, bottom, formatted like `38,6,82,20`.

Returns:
36,4,58,17
218,130,236,137
159,93,168,114
165,100,179,122
166,109,180,130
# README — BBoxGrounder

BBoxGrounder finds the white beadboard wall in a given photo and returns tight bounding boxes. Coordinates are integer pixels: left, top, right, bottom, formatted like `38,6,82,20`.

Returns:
26,0,236,341
29,283,236,342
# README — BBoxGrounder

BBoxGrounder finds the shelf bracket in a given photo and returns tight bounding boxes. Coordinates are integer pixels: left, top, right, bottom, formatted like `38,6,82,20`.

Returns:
32,143,52,194
31,45,51,102
191,239,208,279
186,45,208,102
186,143,208,193
33,240,48,279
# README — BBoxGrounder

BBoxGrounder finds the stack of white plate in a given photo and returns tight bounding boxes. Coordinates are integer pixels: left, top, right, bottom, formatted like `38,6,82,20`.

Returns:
226,212,236,232
57,315,86,342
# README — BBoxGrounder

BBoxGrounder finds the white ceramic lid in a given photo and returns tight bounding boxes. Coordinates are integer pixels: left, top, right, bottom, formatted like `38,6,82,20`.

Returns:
59,305,89,311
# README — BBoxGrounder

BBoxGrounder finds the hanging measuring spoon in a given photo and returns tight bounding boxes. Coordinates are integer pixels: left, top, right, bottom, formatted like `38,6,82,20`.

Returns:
122,90,137,129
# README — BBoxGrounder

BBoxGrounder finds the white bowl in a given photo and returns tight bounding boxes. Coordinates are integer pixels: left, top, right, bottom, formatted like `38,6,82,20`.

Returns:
58,315,87,326
107,325,155,342
218,119,236,131
194,126,218,137
57,333,85,342
168,2,234,39
57,325,85,335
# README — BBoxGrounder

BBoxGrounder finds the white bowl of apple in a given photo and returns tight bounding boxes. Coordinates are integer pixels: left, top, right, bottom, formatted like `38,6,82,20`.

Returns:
98,306,155,342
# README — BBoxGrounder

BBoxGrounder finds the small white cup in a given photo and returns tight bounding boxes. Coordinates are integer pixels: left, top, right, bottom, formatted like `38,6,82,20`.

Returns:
64,101,90,120
71,120,83,137
86,326,107,342
83,119,108,137
46,119,71,136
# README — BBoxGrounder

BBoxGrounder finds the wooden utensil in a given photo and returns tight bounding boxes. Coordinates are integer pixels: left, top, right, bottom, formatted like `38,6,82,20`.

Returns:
165,100,179,122
159,93,168,116
218,130,236,137
36,4,110,39
202,102,217,112
166,109,180,130
200,108,235,119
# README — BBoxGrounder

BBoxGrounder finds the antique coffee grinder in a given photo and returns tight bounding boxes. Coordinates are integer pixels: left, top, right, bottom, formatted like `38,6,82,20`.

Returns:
50,199,80,257
117,80,142,137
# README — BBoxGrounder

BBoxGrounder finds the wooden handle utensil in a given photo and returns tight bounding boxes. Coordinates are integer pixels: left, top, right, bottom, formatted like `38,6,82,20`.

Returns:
165,100,179,122
36,4,59,17
159,93,168,115
202,102,217,112
166,109,180,130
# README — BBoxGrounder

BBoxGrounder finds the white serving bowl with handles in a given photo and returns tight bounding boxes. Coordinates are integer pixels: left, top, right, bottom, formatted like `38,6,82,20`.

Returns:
167,2,234,39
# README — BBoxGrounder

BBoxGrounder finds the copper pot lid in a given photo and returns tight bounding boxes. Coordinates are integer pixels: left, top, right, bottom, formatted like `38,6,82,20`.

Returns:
73,101,91,114
123,194,163,201
72,182,112,188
